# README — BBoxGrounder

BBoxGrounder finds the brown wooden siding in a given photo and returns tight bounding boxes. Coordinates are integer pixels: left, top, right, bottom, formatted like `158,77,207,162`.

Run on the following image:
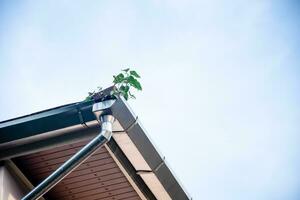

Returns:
14,140,142,200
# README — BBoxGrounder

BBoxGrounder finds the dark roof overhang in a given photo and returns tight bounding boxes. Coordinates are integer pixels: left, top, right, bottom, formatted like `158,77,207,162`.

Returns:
0,89,190,200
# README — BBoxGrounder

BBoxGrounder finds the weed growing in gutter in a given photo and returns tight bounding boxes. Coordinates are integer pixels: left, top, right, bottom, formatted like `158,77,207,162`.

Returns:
112,68,142,100
85,68,142,101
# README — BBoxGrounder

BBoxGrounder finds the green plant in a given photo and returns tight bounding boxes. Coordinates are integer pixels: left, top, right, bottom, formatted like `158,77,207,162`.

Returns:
85,86,103,101
112,68,142,100
85,68,142,101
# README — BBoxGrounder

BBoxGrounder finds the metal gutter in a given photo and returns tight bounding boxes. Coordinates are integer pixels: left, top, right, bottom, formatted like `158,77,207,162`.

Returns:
0,101,95,143
110,99,191,200
0,87,114,160
0,87,114,145
0,101,99,160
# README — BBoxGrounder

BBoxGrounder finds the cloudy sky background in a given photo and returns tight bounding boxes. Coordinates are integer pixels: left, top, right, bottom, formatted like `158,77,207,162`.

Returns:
1,1,300,199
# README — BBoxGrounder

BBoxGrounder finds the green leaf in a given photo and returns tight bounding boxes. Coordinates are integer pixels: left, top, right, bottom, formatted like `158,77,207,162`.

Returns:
124,85,130,92
122,68,130,72
123,92,129,100
120,85,125,90
127,76,142,90
113,73,125,83
119,85,129,93
130,70,141,78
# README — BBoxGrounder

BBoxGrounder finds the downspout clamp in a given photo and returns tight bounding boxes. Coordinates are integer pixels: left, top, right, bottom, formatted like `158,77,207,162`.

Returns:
21,99,116,200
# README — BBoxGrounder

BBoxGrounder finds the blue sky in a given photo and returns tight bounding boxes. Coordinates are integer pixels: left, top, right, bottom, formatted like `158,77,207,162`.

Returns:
1,1,300,199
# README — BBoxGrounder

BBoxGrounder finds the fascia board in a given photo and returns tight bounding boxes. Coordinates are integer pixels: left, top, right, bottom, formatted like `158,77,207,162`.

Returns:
111,98,191,200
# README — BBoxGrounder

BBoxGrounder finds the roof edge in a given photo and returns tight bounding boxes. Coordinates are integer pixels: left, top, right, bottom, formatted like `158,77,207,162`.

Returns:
0,91,191,200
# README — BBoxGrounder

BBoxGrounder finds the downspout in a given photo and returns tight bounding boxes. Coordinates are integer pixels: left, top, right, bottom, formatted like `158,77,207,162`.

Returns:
21,99,116,200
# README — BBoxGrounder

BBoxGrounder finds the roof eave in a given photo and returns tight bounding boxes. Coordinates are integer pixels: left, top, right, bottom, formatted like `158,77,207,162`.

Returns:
0,97,190,200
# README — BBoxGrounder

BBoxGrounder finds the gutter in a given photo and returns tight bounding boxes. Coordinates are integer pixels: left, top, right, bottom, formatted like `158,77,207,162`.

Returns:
0,87,114,159
111,99,191,200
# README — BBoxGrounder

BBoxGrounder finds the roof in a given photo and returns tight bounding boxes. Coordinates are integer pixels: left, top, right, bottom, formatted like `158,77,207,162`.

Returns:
0,89,190,200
